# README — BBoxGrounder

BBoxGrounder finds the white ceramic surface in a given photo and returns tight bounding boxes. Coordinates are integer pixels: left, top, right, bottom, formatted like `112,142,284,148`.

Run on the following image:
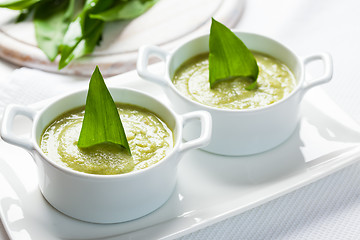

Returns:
137,32,333,156
1,69,360,240
0,88,212,224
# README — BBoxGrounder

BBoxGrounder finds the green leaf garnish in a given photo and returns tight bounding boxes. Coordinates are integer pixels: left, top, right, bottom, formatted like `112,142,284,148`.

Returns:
209,18,259,89
77,66,131,155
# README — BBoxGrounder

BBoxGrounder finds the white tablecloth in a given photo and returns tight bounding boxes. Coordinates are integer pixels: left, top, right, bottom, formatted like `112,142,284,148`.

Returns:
1,0,360,239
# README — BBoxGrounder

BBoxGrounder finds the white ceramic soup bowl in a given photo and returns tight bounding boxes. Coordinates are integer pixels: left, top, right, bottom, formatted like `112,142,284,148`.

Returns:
0,87,212,223
137,31,333,156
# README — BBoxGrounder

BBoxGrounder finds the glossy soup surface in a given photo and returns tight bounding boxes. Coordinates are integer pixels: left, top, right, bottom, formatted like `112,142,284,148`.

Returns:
40,104,173,175
172,52,296,110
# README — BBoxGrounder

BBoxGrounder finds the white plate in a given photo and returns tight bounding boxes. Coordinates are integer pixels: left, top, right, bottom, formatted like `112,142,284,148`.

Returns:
1,68,360,240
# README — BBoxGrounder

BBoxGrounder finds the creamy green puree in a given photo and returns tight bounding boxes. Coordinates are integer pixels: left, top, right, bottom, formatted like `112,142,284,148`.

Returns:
172,52,296,110
40,104,173,175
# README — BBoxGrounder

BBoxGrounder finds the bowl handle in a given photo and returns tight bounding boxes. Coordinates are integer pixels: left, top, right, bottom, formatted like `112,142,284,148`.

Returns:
178,111,212,154
1,104,36,151
301,52,333,93
137,45,170,87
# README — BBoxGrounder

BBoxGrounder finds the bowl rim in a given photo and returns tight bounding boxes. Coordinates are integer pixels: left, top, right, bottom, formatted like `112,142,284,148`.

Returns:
165,31,305,114
31,87,182,180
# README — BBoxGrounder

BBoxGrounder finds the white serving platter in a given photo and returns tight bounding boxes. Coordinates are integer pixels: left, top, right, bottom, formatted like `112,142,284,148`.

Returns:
1,67,360,240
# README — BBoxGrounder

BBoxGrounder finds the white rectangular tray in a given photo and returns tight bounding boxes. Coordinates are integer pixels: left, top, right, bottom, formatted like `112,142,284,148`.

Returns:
1,68,360,240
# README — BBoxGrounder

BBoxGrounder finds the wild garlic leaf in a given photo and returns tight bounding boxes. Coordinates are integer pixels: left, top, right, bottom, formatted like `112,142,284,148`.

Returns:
58,0,114,69
59,19,104,69
89,0,159,21
34,0,76,61
0,0,40,10
209,18,259,89
1,0,158,69
15,4,36,22
78,66,131,155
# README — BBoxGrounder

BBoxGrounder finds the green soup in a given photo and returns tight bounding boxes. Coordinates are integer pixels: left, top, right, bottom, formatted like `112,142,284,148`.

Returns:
172,52,296,110
40,104,173,175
